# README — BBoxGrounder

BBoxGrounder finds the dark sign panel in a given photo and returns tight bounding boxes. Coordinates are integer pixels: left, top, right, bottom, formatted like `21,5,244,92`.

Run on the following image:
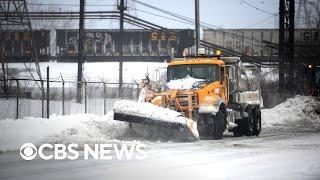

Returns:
56,29,194,62
204,29,320,57
1,30,50,62
316,66,320,88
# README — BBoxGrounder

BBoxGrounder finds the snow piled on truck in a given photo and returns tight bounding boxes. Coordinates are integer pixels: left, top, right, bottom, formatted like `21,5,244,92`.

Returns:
166,75,204,90
114,100,200,141
114,100,187,124
262,95,320,131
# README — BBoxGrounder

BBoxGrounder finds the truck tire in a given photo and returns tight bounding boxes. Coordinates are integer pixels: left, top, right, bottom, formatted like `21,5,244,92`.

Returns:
244,106,254,136
232,119,244,137
253,107,261,136
212,104,226,140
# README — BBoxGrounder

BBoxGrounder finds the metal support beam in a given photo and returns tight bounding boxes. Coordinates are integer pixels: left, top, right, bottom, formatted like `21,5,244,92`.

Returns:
0,0,44,98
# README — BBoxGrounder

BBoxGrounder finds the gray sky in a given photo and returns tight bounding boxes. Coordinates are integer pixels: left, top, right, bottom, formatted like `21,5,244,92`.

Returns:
29,0,279,29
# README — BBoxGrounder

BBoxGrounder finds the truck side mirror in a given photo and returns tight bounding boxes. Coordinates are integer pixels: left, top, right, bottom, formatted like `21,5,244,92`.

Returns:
220,66,224,83
225,65,236,83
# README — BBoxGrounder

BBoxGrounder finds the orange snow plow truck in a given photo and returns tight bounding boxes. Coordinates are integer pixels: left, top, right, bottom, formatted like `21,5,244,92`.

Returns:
114,50,262,140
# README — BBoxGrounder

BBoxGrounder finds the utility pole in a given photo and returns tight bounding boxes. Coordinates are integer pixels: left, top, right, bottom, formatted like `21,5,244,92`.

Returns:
279,0,295,91
0,39,7,99
118,0,126,97
77,0,85,103
279,0,285,91
288,0,295,90
195,0,200,55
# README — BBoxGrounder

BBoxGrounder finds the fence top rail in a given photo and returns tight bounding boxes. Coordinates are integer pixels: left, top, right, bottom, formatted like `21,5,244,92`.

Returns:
0,78,139,86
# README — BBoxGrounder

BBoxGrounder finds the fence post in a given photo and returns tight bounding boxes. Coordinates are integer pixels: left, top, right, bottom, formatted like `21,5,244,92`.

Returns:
61,74,65,116
41,80,44,118
15,79,19,120
136,83,140,100
5,78,8,100
46,66,49,119
103,82,106,115
84,81,87,114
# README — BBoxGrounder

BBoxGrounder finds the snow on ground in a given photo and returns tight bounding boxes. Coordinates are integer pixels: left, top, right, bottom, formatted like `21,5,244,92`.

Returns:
9,62,167,83
0,98,118,120
262,95,320,131
0,113,129,151
0,95,319,151
166,75,204,90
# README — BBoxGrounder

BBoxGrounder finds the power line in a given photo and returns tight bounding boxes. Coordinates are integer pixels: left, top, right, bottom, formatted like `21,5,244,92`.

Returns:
240,0,277,16
127,7,194,26
27,3,116,7
132,0,269,45
244,15,275,28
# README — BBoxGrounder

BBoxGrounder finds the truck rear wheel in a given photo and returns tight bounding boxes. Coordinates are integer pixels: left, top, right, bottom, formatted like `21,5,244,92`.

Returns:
253,107,261,136
244,106,254,136
232,119,244,137
233,106,254,137
212,104,226,140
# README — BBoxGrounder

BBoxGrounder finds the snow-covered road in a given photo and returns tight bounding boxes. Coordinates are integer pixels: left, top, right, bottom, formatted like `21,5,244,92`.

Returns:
0,131,320,180
0,95,319,179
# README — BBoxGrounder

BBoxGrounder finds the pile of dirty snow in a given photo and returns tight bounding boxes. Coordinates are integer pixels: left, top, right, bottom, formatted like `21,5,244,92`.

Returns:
262,95,320,131
166,75,204,90
0,113,129,151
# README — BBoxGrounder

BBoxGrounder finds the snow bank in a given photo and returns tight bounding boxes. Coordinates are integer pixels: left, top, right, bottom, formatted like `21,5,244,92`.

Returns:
0,113,129,151
166,75,204,90
0,103,195,151
262,95,320,131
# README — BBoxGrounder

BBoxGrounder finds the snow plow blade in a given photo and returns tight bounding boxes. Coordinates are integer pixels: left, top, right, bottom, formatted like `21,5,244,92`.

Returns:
113,100,199,141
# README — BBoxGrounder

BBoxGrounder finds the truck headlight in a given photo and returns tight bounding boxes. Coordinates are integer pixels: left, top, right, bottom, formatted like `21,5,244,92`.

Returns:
192,82,207,89
204,95,214,105
214,88,220,94
199,96,222,114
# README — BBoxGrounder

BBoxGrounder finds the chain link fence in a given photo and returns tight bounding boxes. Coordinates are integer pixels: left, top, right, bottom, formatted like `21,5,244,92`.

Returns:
1,77,316,119
0,78,139,120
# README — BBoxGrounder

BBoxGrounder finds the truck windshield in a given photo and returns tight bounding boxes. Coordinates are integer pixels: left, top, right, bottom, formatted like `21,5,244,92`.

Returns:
167,64,219,82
